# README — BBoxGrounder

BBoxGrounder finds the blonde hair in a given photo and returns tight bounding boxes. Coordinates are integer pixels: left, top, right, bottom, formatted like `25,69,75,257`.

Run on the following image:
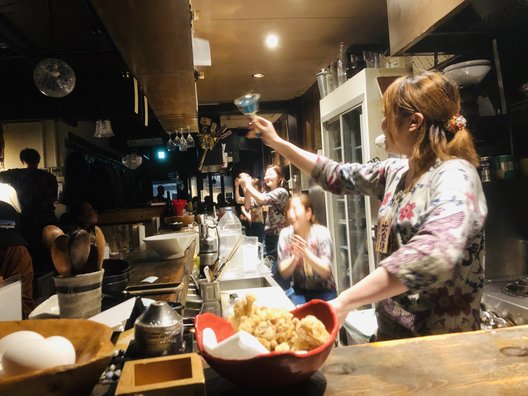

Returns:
382,71,479,186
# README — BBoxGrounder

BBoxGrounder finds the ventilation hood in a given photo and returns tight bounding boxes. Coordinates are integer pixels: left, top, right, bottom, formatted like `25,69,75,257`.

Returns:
91,0,198,132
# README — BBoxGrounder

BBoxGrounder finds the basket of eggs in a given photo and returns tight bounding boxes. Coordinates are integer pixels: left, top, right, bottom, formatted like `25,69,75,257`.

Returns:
0,319,114,396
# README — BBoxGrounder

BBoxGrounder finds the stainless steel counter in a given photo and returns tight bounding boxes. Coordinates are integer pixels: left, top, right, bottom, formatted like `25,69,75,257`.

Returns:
482,278,528,325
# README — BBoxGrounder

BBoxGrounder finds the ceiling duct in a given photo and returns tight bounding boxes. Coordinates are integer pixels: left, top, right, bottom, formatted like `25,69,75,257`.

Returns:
91,0,198,132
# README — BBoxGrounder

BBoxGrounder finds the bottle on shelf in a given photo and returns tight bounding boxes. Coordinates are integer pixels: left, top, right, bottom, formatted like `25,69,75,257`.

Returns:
337,42,347,86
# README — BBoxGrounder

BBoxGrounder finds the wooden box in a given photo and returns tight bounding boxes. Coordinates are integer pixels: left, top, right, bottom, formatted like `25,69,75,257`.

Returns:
115,353,205,396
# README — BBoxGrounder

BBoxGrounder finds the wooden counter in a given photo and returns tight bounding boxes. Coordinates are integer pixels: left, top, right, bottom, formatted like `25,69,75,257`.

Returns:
204,325,528,395
321,325,528,395
98,205,164,225
125,245,187,302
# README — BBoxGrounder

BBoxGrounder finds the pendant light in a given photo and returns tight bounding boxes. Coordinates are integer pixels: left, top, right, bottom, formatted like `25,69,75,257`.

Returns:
33,1,76,98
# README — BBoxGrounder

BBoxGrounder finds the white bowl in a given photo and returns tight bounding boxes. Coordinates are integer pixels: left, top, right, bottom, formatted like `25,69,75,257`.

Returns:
143,232,196,259
444,59,491,72
445,65,492,86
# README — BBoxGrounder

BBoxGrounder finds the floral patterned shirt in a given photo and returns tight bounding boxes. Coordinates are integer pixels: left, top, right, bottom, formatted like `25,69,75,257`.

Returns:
252,187,289,235
249,206,264,224
312,156,487,338
278,224,336,291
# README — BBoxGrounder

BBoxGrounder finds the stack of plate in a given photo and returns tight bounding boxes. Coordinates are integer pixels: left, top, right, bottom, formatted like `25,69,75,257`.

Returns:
444,59,492,86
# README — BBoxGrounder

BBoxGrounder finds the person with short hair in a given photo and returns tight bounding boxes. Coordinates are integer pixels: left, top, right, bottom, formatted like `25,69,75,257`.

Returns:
153,185,166,203
248,71,487,340
0,148,58,274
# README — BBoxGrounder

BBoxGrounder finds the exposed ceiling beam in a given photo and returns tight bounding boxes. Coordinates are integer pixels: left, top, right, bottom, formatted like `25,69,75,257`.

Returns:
91,0,198,132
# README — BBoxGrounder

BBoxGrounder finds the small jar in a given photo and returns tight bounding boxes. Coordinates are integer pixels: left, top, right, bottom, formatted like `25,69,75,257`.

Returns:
134,301,184,358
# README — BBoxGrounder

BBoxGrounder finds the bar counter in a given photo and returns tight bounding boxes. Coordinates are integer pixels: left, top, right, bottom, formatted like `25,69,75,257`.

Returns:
109,244,528,395
203,324,528,395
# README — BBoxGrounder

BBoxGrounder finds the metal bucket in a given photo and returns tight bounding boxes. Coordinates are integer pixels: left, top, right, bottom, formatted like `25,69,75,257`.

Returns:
316,69,329,98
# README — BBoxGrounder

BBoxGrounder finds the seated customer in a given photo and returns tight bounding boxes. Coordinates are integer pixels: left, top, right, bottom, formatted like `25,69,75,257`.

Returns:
60,200,99,235
278,194,337,305
59,200,105,272
0,182,34,317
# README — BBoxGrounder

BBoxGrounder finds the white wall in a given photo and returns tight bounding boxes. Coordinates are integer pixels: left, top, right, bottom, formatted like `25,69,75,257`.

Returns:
2,120,121,171
3,122,45,169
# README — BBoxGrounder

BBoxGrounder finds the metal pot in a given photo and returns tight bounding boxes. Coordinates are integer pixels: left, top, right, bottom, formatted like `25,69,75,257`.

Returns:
102,259,130,295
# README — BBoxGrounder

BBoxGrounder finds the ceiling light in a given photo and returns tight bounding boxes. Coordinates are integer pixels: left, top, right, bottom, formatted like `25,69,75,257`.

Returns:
265,34,279,49
252,73,264,78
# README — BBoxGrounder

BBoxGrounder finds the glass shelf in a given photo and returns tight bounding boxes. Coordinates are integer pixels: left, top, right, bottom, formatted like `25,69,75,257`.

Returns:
323,105,368,293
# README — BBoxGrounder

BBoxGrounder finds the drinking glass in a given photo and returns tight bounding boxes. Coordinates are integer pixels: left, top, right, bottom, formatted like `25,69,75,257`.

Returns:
234,92,261,137
186,133,195,148
166,133,177,151
173,132,182,147
234,92,260,116
179,135,188,151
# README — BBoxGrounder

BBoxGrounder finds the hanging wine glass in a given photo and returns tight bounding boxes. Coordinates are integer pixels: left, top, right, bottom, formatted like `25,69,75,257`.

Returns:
166,132,176,151
173,131,182,147
186,132,195,148
179,134,188,151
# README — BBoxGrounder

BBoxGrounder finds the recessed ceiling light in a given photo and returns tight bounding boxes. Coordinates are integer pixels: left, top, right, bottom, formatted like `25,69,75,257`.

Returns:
252,73,264,78
265,34,279,49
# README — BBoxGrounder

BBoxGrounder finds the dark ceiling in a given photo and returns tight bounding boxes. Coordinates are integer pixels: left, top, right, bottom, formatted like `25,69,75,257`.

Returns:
0,0,166,144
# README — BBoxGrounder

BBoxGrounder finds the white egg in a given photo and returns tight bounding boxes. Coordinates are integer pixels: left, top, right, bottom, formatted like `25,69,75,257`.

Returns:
0,331,43,361
46,336,76,364
2,338,72,376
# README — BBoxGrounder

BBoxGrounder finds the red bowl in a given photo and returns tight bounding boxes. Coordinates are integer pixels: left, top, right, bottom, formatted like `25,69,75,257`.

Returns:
194,299,338,387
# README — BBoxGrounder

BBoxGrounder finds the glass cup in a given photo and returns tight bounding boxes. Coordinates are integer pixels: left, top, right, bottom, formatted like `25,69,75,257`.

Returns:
186,133,195,148
234,93,260,116
234,92,261,138
166,134,177,151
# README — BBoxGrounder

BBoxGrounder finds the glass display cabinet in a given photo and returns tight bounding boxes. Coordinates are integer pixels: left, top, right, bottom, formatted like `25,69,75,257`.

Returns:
320,68,406,293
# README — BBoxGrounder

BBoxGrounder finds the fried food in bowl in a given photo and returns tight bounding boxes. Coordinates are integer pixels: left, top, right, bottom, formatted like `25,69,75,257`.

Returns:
227,294,330,352
195,299,338,387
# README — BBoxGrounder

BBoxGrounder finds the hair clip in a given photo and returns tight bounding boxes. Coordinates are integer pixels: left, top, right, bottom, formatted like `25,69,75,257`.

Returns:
445,114,467,133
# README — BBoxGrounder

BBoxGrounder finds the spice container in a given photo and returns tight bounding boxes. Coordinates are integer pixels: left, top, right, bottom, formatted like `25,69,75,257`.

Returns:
134,301,184,358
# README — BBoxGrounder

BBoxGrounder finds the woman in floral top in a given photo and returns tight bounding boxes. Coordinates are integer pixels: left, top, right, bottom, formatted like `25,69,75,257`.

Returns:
239,165,290,289
247,71,487,340
235,177,265,243
278,194,337,305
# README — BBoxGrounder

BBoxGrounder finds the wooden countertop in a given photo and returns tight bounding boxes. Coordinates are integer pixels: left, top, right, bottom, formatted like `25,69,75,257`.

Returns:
204,325,528,395
321,325,528,395
125,245,186,302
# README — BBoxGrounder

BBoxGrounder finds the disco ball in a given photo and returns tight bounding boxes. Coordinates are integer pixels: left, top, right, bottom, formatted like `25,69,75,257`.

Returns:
33,58,76,98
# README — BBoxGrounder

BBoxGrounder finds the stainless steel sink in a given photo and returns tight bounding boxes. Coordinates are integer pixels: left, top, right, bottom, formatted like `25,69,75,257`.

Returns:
219,275,277,291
